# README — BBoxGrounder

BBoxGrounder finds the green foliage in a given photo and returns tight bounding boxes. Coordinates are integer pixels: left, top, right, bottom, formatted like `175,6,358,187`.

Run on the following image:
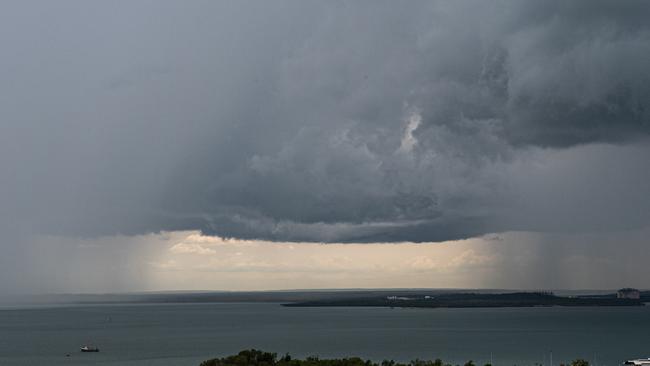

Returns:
570,360,589,366
200,349,584,366
200,349,278,366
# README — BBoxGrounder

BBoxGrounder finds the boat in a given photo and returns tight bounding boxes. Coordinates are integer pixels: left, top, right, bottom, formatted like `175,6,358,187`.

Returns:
80,346,99,352
624,359,650,366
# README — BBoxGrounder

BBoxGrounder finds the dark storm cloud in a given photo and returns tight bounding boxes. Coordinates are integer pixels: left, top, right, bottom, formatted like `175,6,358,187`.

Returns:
1,0,650,254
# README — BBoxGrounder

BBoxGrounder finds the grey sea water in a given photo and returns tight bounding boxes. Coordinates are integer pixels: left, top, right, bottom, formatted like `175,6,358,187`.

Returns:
0,303,648,366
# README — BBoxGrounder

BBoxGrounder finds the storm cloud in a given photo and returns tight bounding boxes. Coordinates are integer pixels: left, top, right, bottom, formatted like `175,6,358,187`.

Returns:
1,0,650,252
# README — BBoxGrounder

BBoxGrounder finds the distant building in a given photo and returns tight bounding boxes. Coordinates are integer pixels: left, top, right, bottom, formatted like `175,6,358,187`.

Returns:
617,288,640,299
386,296,414,301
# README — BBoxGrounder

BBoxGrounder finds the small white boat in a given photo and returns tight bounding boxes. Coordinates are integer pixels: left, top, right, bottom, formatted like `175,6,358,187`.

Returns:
624,359,650,366
80,346,99,352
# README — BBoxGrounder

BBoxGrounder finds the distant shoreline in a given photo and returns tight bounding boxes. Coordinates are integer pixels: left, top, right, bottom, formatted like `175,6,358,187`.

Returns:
6,289,648,309
282,291,646,309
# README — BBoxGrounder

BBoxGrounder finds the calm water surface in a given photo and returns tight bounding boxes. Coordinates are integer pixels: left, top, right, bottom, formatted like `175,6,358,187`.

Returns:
0,303,648,366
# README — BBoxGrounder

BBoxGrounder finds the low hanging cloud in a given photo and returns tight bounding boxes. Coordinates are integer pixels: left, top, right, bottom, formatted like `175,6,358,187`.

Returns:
1,0,650,253
158,0,650,242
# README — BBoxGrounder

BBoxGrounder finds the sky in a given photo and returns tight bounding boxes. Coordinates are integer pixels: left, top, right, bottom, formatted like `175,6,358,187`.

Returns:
1,0,649,294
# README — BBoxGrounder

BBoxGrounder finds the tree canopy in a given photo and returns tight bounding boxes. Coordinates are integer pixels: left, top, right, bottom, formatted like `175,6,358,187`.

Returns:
200,350,590,366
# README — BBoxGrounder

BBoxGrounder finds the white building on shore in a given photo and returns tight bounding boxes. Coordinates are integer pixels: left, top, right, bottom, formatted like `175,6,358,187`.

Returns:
617,288,640,299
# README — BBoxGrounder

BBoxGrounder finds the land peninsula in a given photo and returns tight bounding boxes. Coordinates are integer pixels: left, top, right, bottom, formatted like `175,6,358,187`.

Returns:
282,291,645,309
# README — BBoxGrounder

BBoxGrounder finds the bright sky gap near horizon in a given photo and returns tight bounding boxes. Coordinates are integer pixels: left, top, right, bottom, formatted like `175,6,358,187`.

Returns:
1,1,650,294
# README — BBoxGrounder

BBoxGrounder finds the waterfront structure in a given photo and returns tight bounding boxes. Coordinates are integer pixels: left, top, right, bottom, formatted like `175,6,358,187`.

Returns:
617,288,640,299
